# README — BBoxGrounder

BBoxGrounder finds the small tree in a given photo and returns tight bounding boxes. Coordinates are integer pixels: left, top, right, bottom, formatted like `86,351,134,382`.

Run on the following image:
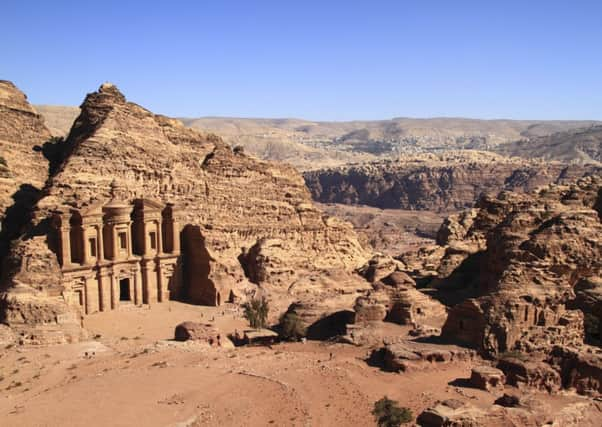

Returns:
280,311,305,340
372,396,413,426
243,297,269,329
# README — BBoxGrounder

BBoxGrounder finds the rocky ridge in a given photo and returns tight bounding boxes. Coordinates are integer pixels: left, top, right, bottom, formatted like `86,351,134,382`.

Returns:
304,151,601,211
498,125,602,165
37,105,602,170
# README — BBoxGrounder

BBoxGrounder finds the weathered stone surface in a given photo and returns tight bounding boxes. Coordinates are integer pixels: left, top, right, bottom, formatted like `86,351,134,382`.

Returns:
497,357,561,393
416,399,484,427
174,321,233,348
385,286,447,327
280,299,356,340
470,365,505,390
440,176,602,356
0,80,50,213
381,341,475,372
353,292,388,322
418,397,602,427
0,236,86,344
548,345,602,396
569,276,602,340
0,81,54,267
353,265,447,329
356,254,405,283
304,151,600,211
242,328,279,345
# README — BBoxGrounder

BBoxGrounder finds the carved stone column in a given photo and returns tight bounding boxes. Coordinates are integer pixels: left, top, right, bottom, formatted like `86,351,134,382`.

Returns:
110,272,117,309
156,221,163,256
96,225,104,262
60,214,72,267
141,221,148,256
156,263,164,302
111,225,118,260
172,219,180,254
134,266,143,306
126,222,133,258
98,272,109,312
83,276,92,314
81,227,89,265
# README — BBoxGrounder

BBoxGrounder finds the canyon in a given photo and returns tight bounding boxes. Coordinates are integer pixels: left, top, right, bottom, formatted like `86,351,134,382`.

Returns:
1,81,601,426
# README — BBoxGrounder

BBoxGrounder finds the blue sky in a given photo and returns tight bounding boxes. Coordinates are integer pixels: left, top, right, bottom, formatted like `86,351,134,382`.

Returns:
3,1,601,120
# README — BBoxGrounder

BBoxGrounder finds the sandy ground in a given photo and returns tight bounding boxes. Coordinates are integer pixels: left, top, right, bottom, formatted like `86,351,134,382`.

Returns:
0,302,590,426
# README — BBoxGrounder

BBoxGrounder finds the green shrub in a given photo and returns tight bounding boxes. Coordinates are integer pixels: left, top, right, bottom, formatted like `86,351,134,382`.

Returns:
280,311,305,340
243,297,269,329
372,396,413,426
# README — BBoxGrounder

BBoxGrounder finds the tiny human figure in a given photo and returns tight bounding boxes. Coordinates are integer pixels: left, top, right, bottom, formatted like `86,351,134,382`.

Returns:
329,352,333,361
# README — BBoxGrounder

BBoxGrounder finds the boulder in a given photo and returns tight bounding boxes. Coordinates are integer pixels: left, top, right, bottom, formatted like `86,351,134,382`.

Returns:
470,365,505,390
497,357,561,393
417,399,484,427
174,321,233,348
242,328,279,346
280,299,356,340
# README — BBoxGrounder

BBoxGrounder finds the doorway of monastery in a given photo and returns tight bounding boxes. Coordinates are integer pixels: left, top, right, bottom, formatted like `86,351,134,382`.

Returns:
119,278,131,301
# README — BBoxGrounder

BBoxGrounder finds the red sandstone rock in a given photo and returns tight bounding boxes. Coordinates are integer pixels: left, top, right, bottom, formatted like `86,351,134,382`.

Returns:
174,321,233,348
470,365,505,390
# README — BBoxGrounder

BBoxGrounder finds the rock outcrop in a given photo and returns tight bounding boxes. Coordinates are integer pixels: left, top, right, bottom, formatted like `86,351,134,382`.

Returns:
417,397,602,427
439,176,602,356
0,82,371,343
396,174,602,396
0,81,53,261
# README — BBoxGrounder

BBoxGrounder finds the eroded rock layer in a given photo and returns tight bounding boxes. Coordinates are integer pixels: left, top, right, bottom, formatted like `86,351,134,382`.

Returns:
304,151,600,211
0,81,53,260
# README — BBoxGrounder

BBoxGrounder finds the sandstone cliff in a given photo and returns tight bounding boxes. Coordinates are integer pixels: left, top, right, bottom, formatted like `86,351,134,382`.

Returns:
392,175,602,396
38,83,367,272
0,82,370,342
0,81,52,259
304,151,600,211
419,176,602,357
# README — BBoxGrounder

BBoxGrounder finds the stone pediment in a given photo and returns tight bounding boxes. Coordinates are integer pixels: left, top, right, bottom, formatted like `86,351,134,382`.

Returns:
77,201,105,218
133,198,164,211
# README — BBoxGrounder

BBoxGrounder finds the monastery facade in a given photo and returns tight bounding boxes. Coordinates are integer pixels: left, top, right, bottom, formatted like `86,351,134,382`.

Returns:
51,194,182,315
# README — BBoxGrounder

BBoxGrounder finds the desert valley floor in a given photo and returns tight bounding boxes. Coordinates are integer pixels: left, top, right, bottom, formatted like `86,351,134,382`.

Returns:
2,302,597,427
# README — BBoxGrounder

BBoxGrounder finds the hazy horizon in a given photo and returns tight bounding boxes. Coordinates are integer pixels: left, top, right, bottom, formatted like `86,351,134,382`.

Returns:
34,102,602,124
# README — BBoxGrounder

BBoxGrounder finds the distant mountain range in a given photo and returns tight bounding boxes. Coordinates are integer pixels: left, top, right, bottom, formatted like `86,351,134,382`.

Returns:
35,105,602,169
497,125,602,164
